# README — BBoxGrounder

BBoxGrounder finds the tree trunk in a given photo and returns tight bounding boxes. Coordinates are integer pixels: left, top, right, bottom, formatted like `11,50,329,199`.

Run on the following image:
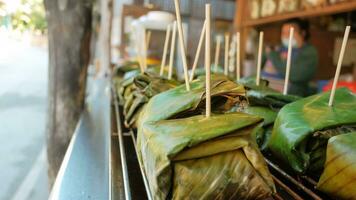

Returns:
44,0,93,186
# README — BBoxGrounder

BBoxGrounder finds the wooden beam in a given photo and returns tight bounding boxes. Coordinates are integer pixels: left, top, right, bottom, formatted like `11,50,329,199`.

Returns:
243,1,356,27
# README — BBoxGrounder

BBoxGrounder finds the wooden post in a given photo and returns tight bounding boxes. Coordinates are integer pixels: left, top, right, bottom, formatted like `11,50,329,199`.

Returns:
44,0,93,186
233,0,248,77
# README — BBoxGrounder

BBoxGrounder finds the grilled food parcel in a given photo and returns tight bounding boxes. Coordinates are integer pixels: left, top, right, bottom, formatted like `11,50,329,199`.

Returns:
267,88,356,199
116,70,179,128
237,76,300,150
317,132,356,200
136,75,276,200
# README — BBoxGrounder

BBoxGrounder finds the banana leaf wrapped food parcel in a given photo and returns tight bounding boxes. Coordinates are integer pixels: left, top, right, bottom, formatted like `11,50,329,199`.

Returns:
268,88,356,174
317,132,356,200
137,75,275,199
239,76,300,108
237,77,300,150
116,72,178,128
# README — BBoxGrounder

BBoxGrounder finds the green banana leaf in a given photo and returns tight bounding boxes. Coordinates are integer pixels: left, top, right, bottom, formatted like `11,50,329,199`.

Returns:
268,88,356,174
137,75,246,124
316,132,356,200
239,76,300,108
242,106,278,150
137,76,275,199
116,72,179,128
237,77,299,150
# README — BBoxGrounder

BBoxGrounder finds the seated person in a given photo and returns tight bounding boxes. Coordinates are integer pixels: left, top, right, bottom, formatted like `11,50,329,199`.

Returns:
263,18,318,97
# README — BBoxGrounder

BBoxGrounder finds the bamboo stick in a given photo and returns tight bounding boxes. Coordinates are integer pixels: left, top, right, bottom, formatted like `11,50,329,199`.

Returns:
189,20,207,81
328,26,351,106
168,22,177,80
142,28,147,71
160,24,171,76
236,32,241,81
145,30,151,51
214,35,221,72
205,4,211,118
256,31,264,86
173,0,190,91
224,33,230,76
283,27,294,95
134,28,144,74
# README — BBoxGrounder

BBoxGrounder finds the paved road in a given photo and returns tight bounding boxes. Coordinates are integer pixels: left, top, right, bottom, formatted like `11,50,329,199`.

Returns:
0,31,49,200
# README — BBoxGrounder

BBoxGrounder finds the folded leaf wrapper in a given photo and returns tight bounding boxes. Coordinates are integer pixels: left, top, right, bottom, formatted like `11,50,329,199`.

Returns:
268,88,356,174
116,72,178,128
317,132,356,200
137,76,275,199
242,106,277,150
238,77,300,150
239,76,300,108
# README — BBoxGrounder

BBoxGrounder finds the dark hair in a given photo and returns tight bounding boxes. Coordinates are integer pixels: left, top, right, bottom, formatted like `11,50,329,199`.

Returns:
283,18,310,41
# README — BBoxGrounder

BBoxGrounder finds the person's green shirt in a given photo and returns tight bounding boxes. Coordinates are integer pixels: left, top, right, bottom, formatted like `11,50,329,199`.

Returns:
263,43,318,97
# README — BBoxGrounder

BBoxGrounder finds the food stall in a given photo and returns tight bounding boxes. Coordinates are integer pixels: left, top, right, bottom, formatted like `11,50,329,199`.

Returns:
49,1,356,200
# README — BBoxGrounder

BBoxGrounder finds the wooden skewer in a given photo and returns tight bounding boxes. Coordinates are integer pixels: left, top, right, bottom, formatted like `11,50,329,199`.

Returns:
189,20,207,82
283,27,294,95
236,32,241,81
214,35,222,72
256,31,264,86
224,33,230,76
160,25,171,76
142,28,147,71
205,4,211,118
329,26,351,106
168,22,177,80
145,30,151,51
134,28,144,74
174,0,190,91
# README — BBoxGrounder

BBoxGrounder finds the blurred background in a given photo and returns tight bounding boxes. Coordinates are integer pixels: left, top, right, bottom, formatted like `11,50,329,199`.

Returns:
0,0,48,200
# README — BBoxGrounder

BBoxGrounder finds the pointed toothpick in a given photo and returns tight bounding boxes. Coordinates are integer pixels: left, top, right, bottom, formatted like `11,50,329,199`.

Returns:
174,0,190,91
160,24,171,76
224,33,230,76
142,28,147,71
256,31,264,86
168,22,177,80
283,27,294,95
134,28,144,74
236,32,241,81
190,20,207,81
328,26,351,106
214,35,222,72
145,30,151,51
205,4,211,118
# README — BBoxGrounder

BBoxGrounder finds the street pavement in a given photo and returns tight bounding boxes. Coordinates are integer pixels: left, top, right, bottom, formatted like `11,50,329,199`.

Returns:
0,30,49,200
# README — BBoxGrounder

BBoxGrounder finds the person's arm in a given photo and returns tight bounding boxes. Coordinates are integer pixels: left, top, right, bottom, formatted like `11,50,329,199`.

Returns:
268,46,318,82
